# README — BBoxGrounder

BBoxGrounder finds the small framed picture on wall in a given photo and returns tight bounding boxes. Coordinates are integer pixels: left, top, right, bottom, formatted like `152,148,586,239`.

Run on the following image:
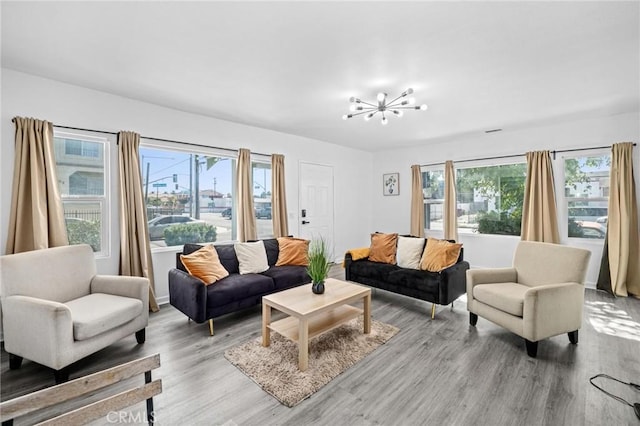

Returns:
383,173,399,196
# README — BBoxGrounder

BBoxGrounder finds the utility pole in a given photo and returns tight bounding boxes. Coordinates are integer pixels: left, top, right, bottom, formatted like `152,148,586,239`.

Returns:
189,154,193,217
194,155,200,219
144,162,150,205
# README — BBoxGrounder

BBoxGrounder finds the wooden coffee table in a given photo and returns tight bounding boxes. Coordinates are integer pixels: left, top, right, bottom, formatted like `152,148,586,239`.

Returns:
262,278,371,371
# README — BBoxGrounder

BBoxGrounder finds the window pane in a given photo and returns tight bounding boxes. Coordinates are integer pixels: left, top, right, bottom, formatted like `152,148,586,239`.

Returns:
63,201,102,252
140,147,235,248
54,135,107,254
253,162,273,239
422,170,444,230
456,163,526,235
564,155,609,239
54,137,105,197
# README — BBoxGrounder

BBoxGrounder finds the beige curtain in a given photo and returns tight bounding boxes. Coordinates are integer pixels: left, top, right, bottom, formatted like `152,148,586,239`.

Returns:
271,154,289,237
598,142,639,297
118,131,159,312
444,161,458,241
410,165,425,237
237,148,257,242
521,151,560,243
6,117,68,254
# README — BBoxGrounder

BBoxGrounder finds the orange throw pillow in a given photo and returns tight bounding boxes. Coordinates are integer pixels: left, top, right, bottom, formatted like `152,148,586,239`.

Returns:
420,238,462,272
276,237,310,266
369,233,398,264
180,245,229,285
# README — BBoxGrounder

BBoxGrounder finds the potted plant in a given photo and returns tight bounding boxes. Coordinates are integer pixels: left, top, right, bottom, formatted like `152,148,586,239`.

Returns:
307,237,331,294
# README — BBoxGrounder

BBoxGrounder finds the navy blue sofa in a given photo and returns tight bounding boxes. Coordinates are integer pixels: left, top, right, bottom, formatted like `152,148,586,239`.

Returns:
168,239,310,335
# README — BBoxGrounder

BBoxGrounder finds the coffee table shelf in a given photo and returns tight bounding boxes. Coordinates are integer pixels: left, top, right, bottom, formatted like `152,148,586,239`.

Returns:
268,305,363,342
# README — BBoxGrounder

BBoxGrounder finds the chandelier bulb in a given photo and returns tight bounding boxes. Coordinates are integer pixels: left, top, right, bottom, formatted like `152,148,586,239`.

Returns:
349,96,356,103
377,92,387,103
342,114,349,120
407,88,414,95
408,97,416,105
349,105,356,112
420,104,428,111
381,116,388,125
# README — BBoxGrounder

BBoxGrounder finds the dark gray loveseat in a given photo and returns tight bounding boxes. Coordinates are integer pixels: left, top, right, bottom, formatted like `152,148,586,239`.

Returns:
169,239,311,335
344,238,469,318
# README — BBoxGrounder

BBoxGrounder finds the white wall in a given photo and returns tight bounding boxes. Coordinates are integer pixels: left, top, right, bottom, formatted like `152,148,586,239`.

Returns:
1,69,373,305
372,111,640,287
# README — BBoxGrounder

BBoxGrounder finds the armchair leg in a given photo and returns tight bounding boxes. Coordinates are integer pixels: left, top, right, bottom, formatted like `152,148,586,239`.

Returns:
431,304,436,319
525,339,538,358
136,328,146,344
469,313,478,326
208,319,214,336
54,367,70,384
9,354,23,370
568,330,579,344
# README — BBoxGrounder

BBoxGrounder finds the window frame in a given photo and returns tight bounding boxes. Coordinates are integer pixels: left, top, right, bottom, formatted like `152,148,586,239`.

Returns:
139,140,240,250
454,157,527,237
561,149,610,242
251,159,274,239
420,165,445,235
53,131,110,258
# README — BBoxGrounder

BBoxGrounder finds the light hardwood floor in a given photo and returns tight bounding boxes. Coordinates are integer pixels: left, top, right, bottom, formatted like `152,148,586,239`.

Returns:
2,265,639,425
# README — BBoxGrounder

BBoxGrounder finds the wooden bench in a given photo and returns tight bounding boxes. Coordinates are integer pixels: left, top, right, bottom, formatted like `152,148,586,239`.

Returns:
0,353,162,426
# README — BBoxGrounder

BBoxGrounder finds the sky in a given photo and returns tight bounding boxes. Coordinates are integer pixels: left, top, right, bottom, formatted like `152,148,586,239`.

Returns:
140,146,271,197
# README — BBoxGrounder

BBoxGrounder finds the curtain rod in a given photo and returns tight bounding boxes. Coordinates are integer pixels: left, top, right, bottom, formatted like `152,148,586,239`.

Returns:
50,124,271,157
419,143,637,167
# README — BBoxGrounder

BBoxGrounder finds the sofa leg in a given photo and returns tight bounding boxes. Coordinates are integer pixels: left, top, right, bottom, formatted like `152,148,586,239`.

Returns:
568,330,579,344
136,328,146,344
469,313,478,326
525,339,538,358
54,367,70,384
208,319,214,336
451,301,454,311
431,304,436,319
9,354,23,370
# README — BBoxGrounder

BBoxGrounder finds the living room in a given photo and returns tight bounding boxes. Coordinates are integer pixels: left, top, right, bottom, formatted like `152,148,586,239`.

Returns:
1,1,639,425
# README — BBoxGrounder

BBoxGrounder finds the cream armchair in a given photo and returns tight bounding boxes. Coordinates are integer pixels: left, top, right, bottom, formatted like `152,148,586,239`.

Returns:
1,244,149,382
466,241,591,357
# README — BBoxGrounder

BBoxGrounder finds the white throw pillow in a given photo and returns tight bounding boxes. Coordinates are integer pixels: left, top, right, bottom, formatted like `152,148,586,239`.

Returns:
234,241,269,274
396,236,425,269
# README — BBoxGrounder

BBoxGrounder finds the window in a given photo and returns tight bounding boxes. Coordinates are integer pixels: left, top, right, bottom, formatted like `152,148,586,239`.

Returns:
252,161,273,239
140,146,235,248
53,133,109,255
455,162,527,235
421,168,445,231
564,154,610,239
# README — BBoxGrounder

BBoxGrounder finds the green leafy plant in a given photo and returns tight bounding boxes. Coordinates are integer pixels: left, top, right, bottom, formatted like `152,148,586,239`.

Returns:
164,223,217,246
477,211,521,236
306,237,331,284
66,219,101,252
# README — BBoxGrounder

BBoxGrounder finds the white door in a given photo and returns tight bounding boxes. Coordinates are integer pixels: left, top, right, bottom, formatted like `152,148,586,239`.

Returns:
299,162,334,258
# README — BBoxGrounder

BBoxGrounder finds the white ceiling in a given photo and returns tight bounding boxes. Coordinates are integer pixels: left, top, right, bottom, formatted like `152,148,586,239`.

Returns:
2,1,639,152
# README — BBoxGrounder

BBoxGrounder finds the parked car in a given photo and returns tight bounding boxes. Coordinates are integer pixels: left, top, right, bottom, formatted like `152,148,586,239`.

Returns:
221,208,232,219
147,215,205,240
576,221,607,239
595,216,608,225
255,206,272,219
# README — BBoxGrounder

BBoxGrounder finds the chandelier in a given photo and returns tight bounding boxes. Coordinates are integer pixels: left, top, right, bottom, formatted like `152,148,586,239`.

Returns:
342,88,428,125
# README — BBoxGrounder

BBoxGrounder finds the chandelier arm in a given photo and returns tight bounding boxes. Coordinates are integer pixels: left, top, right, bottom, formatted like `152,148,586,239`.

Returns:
347,109,378,118
393,106,425,110
385,94,405,106
357,100,378,108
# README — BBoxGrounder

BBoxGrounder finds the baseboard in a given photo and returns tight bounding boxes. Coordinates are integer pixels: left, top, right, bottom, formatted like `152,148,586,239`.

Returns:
156,295,170,306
